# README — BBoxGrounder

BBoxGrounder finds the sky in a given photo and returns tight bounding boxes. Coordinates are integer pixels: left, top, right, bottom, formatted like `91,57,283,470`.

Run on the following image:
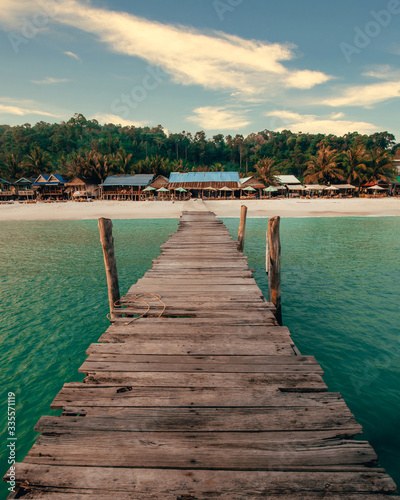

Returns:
1,0,400,139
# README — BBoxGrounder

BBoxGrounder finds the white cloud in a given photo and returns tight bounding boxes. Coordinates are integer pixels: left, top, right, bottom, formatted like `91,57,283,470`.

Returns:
265,110,378,135
187,106,250,130
0,100,60,118
285,70,331,89
64,51,81,62
31,77,70,85
92,113,146,127
362,65,395,79
0,0,331,98
322,81,400,107
330,112,345,119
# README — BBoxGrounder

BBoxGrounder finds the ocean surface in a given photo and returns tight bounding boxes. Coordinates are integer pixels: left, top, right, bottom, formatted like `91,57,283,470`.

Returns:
0,216,399,497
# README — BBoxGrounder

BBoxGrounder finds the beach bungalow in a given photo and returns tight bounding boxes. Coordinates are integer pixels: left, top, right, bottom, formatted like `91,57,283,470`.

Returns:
66,177,101,200
101,174,154,200
329,184,356,197
33,174,68,200
239,176,265,198
150,175,169,190
276,175,303,197
0,178,15,201
168,172,240,199
15,177,36,201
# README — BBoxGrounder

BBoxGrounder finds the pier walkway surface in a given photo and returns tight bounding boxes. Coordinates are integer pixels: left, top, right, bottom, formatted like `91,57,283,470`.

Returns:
7,211,399,498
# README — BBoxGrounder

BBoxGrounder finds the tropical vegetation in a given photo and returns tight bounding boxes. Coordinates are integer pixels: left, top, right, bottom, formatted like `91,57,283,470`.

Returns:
0,114,397,185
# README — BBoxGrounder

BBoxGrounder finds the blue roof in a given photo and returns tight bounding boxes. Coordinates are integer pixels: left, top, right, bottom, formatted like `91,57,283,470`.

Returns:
103,174,154,187
52,174,68,184
33,174,68,185
169,172,240,184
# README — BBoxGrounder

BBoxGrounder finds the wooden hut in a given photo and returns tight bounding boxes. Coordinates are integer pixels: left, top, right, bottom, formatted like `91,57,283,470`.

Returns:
101,174,154,200
15,177,36,201
33,174,68,200
151,175,169,189
239,176,265,198
276,175,302,197
66,177,101,200
0,178,15,201
168,172,240,199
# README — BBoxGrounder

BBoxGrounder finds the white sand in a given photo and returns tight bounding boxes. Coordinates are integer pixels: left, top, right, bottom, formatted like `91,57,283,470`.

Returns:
0,198,399,221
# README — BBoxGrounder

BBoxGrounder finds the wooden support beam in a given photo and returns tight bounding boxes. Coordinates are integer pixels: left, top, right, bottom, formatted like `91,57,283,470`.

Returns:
98,218,120,319
237,205,247,252
267,216,282,325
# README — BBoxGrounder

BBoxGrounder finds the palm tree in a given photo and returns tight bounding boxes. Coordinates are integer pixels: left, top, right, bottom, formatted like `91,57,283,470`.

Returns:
303,145,344,184
4,154,23,179
112,149,133,175
254,157,279,186
23,147,53,176
366,148,396,184
342,145,368,187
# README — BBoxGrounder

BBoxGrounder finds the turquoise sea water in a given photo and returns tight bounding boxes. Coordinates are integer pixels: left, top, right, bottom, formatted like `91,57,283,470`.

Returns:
1,217,399,497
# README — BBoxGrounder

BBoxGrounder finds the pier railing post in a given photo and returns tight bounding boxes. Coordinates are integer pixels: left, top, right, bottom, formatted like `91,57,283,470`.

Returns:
267,216,282,325
98,217,120,320
237,205,247,252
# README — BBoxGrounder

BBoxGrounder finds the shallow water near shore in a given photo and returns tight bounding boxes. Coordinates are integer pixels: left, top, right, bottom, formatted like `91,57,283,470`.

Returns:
0,217,399,496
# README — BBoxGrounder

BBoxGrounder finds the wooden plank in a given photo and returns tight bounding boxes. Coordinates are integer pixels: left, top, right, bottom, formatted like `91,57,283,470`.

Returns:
79,355,323,375
8,491,400,499
36,405,362,433
81,354,318,364
75,372,327,391
88,339,295,355
25,431,378,469
52,385,331,410
101,324,292,338
12,465,398,496
94,336,294,355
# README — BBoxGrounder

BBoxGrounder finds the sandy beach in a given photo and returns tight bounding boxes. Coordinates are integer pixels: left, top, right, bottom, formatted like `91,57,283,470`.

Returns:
0,198,399,221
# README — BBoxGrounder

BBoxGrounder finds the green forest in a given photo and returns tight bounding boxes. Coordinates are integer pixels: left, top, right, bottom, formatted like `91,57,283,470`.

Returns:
0,113,398,186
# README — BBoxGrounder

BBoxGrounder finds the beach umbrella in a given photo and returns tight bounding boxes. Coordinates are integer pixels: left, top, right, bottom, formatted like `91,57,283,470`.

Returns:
369,185,385,190
174,187,187,192
156,187,169,192
219,186,233,191
243,186,256,192
204,186,217,191
264,186,278,192
143,186,156,192
325,186,339,190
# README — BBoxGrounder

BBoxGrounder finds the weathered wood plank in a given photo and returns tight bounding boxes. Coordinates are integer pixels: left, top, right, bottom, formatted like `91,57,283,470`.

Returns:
36,404,362,433
86,340,295,356
25,431,378,469
11,465,398,497
74,372,327,391
54,386,332,409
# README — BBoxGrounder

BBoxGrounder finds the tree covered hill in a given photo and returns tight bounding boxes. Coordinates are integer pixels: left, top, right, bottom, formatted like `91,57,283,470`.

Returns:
0,113,398,185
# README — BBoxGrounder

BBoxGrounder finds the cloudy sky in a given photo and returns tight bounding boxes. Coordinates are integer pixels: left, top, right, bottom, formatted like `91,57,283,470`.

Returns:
1,0,400,138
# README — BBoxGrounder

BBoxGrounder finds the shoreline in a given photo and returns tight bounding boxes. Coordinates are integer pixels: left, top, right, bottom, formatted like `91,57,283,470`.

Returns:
0,198,400,221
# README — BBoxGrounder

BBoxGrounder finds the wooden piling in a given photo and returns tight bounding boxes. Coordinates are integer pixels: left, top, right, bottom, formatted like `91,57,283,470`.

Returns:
98,217,120,319
237,205,247,252
267,216,282,325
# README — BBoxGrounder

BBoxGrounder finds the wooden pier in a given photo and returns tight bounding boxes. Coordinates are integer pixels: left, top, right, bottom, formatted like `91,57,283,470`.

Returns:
7,211,399,498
